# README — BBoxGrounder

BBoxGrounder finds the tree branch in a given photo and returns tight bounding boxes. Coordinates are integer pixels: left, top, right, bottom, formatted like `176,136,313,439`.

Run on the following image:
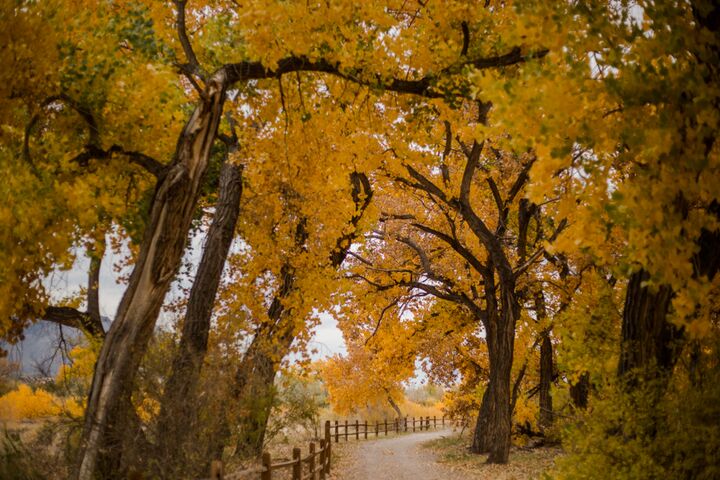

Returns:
221,47,549,96
174,0,205,80
42,306,105,339
71,144,166,177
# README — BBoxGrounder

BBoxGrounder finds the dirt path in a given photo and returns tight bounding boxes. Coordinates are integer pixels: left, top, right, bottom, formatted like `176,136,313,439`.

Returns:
335,429,455,479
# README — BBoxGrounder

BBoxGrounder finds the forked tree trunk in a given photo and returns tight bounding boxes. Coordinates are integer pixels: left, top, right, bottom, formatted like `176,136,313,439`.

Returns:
77,73,228,480
155,160,242,472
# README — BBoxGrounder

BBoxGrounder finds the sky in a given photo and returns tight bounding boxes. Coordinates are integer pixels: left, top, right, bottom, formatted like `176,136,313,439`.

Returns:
10,232,347,375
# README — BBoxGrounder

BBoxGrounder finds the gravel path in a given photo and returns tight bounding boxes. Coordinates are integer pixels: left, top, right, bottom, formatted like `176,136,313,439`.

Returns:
335,429,455,479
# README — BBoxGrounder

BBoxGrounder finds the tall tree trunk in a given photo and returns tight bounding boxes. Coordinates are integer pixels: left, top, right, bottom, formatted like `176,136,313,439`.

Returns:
538,330,553,430
86,233,106,335
617,269,677,382
534,290,553,430
77,73,228,480
233,345,278,457
485,287,516,464
155,160,242,473
569,372,590,409
471,281,517,464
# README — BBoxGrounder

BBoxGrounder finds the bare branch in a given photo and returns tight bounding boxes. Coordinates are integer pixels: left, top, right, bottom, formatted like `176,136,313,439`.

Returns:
460,22,470,57
411,222,489,276
174,0,205,80
72,144,166,177
42,306,105,339
221,47,549,97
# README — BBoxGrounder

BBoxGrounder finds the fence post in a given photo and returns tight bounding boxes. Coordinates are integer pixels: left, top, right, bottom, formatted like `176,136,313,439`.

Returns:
292,447,302,480
426,416,430,430
375,421,379,437
412,416,416,432
309,442,316,480
261,452,272,480
344,420,349,441
364,421,368,439
355,419,359,440
434,416,437,428
384,419,387,436
395,417,398,433
335,420,339,443
210,460,224,480
405,416,408,432
324,420,331,474
442,416,445,427
319,439,326,480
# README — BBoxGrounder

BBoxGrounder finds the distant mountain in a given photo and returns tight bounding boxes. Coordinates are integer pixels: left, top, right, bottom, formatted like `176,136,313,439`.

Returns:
3,317,112,377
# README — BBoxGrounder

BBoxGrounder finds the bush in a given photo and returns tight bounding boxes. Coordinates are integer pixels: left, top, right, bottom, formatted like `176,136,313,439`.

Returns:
551,373,720,480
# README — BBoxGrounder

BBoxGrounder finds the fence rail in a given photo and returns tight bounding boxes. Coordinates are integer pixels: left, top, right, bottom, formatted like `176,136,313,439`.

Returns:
209,416,457,479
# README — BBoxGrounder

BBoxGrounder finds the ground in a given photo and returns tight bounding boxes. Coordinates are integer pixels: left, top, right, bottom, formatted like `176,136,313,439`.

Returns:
332,429,561,479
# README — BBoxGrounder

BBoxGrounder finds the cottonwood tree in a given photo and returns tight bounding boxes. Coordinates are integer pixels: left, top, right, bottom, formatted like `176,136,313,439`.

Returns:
340,103,568,461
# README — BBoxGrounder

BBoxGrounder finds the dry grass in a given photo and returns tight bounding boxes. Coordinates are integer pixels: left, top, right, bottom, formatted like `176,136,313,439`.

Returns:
421,433,562,480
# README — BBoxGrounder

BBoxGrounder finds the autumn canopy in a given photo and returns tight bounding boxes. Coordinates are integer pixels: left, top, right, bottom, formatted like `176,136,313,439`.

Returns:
0,0,719,479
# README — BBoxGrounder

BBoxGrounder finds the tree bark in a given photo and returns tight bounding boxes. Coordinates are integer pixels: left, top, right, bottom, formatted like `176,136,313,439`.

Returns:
617,270,677,382
471,382,493,453
155,160,242,472
77,72,228,480
471,274,517,464
386,391,403,418
534,291,553,430
538,331,553,430
86,234,106,335
569,372,590,409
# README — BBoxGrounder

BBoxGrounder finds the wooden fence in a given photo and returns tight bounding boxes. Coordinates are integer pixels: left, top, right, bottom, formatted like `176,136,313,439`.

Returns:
208,416,453,479
328,415,445,442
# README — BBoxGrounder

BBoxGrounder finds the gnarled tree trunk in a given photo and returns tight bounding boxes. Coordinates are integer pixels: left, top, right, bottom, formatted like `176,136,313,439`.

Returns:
77,73,228,480
471,276,518,464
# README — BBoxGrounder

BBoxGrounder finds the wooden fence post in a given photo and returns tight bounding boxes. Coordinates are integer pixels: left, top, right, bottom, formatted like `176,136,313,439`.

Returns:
292,447,302,480
442,416,445,427
364,421,368,439
434,416,437,428
210,460,224,480
335,420,339,443
426,416,430,430
384,419,387,436
355,419,359,440
309,442,316,480
324,420,331,474
404,416,408,432
412,416,416,432
261,452,272,480
319,439,326,480
344,420,349,441
375,421,379,437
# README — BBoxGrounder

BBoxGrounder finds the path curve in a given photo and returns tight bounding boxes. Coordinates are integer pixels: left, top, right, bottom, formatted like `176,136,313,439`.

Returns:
336,429,454,480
